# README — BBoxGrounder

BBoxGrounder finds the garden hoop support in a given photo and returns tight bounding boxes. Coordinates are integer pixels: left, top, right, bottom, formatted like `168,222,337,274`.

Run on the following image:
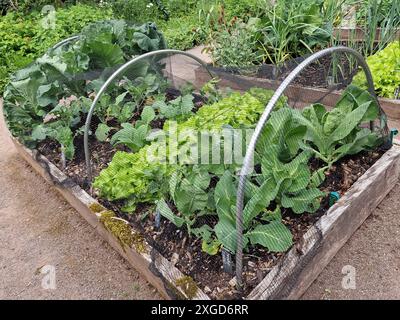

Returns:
234,46,383,291
83,49,214,182
51,35,80,51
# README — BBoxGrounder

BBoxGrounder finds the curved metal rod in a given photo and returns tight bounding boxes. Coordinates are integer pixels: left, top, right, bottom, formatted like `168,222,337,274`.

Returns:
84,49,214,182
234,46,380,289
51,35,80,51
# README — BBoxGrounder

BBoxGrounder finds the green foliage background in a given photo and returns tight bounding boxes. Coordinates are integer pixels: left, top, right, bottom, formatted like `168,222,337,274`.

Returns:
0,4,113,92
0,0,258,93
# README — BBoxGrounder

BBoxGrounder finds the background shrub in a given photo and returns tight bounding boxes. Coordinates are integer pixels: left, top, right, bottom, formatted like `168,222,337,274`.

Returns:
0,3,112,92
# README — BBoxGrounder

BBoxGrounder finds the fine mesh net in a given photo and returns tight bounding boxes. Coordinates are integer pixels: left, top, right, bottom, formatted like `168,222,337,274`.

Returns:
60,49,389,299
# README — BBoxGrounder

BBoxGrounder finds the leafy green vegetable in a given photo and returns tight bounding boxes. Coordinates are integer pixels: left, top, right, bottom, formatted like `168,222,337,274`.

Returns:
3,19,167,159
94,85,383,257
156,198,185,228
246,221,293,252
110,123,149,152
295,85,382,166
109,105,156,152
95,123,112,142
94,90,279,205
153,94,195,121
353,41,400,99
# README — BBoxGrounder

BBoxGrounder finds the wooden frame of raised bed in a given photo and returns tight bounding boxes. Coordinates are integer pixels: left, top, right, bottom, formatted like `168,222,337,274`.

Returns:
8,130,400,299
333,27,400,42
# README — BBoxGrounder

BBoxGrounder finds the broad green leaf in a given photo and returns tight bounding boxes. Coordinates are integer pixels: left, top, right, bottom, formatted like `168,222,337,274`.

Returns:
31,125,49,141
48,126,74,160
243,177,280,228
115,92,128,105
284,124,307,157
156,199,184,228
214,170,236,223
293,109,326,152
215,217,247,254
95,123,112,142
141,105,156,124
322,108,344,135
110,123,149,152
175,185,208,214
133,32,160,51
285,163,311,193
179,94,195,114
119,102,136,123
37,82,60,107
246,221,293,252
302,104,326,130
310,166,328,188
88,41,124,68
329,101,371,142
169,170,180,202
191,169,211,190
333,128,380,160
281,188,326,214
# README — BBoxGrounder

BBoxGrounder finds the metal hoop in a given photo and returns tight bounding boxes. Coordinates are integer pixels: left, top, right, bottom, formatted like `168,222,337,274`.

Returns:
234,46,381,289
84,49,214,182
51,35,80,51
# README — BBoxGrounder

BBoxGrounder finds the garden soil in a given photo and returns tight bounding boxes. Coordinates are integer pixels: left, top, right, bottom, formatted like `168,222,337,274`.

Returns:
1,46,400,299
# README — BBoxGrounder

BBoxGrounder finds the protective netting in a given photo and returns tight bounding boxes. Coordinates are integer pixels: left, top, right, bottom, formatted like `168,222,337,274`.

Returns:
211,47,389,299
4,40,389,299
83,48,389,300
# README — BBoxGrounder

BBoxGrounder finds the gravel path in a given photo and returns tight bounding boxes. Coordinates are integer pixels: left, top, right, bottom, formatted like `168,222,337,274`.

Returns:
0,106,161,300
303,181,400,300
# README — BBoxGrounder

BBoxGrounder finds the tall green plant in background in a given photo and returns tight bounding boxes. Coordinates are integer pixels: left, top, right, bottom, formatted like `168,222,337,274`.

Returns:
204,0,338,67
0,4,113,93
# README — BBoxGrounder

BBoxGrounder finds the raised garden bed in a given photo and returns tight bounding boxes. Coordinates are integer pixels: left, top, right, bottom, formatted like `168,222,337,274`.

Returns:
7,122,400,299
194,67,400,142
3,26,400,299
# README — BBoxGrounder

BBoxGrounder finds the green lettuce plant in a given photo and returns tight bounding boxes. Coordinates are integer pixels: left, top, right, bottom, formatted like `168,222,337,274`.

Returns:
353,41,400,99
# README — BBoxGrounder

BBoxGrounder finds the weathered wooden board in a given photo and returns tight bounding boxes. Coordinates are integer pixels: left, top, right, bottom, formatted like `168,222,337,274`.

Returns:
334,27,400,42
247,145,400,299
11,138,209,301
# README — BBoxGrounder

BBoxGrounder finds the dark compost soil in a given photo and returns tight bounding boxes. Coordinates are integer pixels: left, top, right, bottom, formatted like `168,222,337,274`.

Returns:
37,126,385,299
